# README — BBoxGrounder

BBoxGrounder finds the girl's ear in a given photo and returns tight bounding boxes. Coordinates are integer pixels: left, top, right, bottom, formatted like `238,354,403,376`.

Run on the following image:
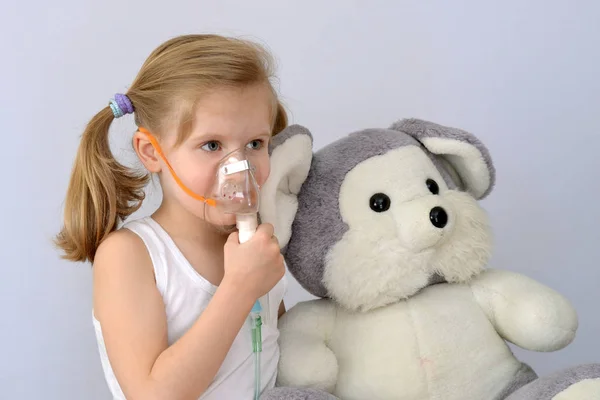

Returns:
133,131,162,173
259,125,313,248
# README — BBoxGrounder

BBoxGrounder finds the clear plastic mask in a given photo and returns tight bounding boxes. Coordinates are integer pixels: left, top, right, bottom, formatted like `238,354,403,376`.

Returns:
210,148,260,216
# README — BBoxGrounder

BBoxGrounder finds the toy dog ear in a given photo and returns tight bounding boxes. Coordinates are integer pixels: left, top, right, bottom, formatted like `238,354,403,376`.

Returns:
390,118,496,199
259,125,313,248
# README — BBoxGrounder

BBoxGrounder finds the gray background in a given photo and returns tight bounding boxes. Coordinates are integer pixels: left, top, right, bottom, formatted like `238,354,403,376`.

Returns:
1,0,598,398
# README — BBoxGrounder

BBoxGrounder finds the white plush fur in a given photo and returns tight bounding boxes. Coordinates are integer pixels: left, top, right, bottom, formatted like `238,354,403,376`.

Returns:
324,146,493,311
259,134,313,248
278,269,579,400
471,269,578,352
277,300,338,393
552,379,600,400
422,137,491,199
278,280,528,400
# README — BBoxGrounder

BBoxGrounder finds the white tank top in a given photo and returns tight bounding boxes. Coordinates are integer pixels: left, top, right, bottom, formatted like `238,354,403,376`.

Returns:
92,216,287,399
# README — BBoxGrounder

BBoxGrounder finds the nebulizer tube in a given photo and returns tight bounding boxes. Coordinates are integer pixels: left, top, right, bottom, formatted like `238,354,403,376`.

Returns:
137,128,267,400
250,291,263,400
236,214,265,400
232,214,263,400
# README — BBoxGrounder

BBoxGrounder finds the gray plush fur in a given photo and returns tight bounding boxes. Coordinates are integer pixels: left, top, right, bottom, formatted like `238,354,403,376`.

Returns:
494,363,539,399
260,124,315,253
390,118,496,199
285,120,487,298
269,124,313,156
505,364,600,399
261,388,339,400
286,128,417,297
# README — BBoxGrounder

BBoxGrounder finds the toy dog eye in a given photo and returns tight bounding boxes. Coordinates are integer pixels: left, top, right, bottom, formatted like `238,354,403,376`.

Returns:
370,193,391,212
426,179,439,195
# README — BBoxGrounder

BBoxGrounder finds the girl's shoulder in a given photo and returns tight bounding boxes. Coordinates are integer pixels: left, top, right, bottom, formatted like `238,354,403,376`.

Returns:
92,216,161,286
93,216,173,295
96,217,151,257
95,216,159,259
93,220,153,275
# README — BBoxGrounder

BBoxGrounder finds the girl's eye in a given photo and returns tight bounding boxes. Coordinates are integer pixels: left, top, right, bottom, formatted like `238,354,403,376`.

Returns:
201,141,221,152
247,140,264,150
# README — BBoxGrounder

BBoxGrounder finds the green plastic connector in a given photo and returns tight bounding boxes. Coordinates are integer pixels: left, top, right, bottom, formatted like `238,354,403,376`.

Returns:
251,315,263,353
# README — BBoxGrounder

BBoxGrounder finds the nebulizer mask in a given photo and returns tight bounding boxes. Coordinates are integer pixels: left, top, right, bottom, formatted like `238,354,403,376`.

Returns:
139,128,269,399
207,148,261,240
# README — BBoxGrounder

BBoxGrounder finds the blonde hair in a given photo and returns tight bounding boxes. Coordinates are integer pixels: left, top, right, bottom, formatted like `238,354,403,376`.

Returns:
55,34,288,263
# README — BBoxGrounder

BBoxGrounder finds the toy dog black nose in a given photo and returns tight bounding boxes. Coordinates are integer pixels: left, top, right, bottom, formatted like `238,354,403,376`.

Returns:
429,207,448,228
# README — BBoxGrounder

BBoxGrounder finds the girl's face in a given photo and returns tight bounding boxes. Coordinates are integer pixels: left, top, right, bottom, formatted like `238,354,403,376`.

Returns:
155,83,273,228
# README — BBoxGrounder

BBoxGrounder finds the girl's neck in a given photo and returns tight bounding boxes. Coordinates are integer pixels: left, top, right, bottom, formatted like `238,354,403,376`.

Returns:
151,199,229,287
151,201,228,247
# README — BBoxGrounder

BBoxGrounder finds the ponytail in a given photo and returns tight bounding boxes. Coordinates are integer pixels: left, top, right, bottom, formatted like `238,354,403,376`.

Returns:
55,107,149,263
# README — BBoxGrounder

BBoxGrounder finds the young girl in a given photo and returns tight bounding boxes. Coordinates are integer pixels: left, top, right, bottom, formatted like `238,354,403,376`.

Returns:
56,34,288,400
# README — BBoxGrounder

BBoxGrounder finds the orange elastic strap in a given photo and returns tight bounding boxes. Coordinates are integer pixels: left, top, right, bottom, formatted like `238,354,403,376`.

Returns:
138,127,216,207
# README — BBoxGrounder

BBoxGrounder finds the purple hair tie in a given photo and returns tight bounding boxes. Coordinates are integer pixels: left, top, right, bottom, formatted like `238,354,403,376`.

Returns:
109,93,134,118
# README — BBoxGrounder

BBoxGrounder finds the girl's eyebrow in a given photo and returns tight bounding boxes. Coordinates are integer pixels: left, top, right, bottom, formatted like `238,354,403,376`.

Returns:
253,132,272,139
188,131,227,141
191,131,271,141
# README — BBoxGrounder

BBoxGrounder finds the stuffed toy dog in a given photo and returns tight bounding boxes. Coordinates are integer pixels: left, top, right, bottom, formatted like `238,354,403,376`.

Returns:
259,119,600,400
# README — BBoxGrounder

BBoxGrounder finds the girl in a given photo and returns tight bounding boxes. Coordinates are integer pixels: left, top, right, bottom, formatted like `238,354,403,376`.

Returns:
56,34,288,400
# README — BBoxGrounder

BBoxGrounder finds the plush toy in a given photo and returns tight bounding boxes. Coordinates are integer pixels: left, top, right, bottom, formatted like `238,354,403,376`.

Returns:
259,119,600,400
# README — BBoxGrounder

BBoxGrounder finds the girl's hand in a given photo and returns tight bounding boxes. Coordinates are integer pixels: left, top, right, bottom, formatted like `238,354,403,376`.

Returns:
223,223,285,301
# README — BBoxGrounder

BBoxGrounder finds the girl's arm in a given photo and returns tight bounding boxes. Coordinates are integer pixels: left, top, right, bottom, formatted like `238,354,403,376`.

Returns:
93,227,281,400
